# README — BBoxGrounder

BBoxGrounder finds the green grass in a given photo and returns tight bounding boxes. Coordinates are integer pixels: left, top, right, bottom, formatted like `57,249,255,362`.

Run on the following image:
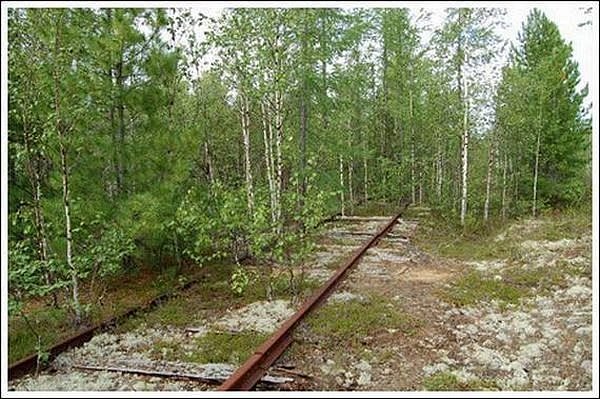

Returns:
526,207,592,241
439,270,525,308
413,205,592,263
307,295,421,344
423,372,499,391
413,215,517,262
441,259,591,309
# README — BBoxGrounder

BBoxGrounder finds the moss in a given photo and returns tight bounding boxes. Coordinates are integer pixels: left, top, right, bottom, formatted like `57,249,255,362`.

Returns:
423,372,499,391
149,340,182,361
439,270,525,307
503,265,569,294
307,295,421,345
186,331,268,365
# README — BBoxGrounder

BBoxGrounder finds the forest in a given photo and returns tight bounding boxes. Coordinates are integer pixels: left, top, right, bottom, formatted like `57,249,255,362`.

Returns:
5,6,593,391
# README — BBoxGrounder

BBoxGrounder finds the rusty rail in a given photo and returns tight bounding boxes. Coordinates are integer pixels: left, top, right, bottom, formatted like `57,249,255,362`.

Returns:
218,203,408,391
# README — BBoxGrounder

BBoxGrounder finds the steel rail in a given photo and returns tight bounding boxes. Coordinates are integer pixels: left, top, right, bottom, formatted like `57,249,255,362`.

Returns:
218,203,408,391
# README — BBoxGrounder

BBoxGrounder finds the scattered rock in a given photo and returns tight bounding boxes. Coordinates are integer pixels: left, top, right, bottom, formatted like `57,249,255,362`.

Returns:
355,360,372,386
423,363,449,376
329,291,365,303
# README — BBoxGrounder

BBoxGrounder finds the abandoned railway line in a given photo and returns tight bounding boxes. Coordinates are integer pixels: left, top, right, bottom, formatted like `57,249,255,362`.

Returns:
8,204,593,392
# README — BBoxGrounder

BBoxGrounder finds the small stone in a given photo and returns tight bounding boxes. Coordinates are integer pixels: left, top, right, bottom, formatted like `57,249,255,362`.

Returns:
581,360,592,374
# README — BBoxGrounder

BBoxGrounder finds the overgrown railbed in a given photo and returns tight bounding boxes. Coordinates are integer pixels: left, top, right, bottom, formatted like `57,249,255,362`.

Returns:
417,207,593,390
9,206,593,391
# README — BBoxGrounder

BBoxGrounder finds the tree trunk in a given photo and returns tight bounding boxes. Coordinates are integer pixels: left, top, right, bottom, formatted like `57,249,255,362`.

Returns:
204,141,214,185
23,116,57,307
53,16,81,323
299,17,308,203
339,156,345,217
363,156,368,204
116,52,125,195
484,139,494,223
299,95,307,198
274,88,284,233
418,169,423,206
501,152,508,221
240,93,254,214
261,101,277,225
436,137,443,200
532,108,542,218
409,89,416,205
460,56,469,227
348,159,354,213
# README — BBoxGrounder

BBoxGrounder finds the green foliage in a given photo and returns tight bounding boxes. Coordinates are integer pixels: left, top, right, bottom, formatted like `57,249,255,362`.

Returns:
230,267,257,296
75,216,136,280
7,6,591,364
496,9,590,209
172,187,217,264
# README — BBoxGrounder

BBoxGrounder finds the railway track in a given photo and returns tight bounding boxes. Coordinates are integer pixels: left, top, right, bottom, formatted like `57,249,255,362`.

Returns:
9,202,409,390
219,202,409,390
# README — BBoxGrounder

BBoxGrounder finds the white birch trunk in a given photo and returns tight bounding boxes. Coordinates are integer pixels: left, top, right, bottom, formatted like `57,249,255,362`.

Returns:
339,156,345,217
501,152,508,221
460,67,469,227
348,159,354,212
261,101,277,225
532,120,542,218
274,88,283,233
484,140,494,222
240,93,254,214
53,17,81,322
